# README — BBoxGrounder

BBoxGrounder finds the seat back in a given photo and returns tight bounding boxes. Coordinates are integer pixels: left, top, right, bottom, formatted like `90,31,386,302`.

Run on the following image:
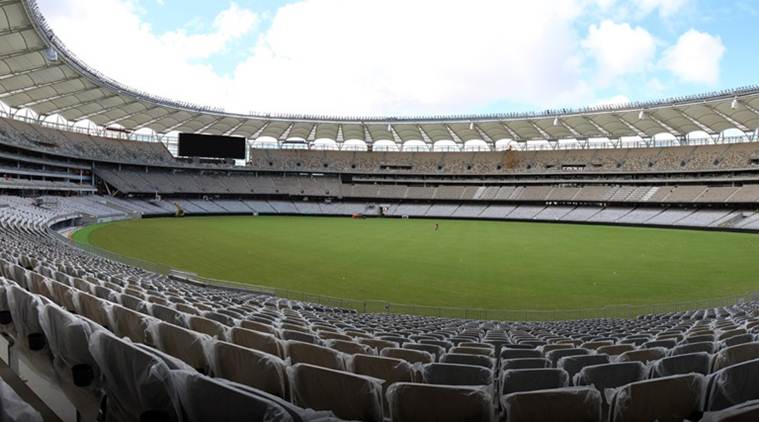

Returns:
286,340,345,370
440,352,494,369
501,368,569,395
650,352,710,378
609,374,704,422
229,327,283,358
39,303,100,387
89,331,181,422
288,363,383,422
381,347,434,364
211,341,288,399
387,382,493,422
502,358,550,370
558,354,609,380
574,362,647,392
705,358,759,411
423,363,492,387
151,321,211,374
712,342,759,372
502,386,602,422
171,370,295,422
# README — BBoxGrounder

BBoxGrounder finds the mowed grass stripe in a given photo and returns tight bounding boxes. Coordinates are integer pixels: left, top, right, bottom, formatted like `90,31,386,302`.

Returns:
73,216,759,310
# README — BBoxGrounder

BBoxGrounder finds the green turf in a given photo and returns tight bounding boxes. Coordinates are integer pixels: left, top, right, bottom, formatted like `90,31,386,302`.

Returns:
72,216,759,311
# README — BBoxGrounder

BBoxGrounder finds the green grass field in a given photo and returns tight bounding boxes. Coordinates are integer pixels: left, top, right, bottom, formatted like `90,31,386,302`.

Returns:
72,216,759,311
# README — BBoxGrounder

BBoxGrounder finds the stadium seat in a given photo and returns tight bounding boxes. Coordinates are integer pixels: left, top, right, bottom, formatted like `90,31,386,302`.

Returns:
705,358,759,411
608,374,704,422
700,399,759,421
502,357,551,370
404,343,445,360
229,326,284,358
286,340,345,370
501,368,569,395
7,285,47,350
615,347,667,364
289,363,383,422
171,370,298,422
150,321,211,374
501,386,602,422
211,340,288,398
557,354,610,380
440,352,494,369
381,347,434,364
39,304,100,387
650,352,711,378
712,342,759,371
574,361,647,392
670,341,716,356
187,315,227,339
387,382,493,422
89,331,182,422
422,363,493,387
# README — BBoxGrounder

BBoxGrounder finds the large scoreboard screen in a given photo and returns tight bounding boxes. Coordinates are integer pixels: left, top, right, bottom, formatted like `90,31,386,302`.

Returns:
178,133,246,159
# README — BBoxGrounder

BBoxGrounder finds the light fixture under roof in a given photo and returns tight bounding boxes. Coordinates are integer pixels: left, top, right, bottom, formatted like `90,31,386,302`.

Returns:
731,97,738,109
638,110,645,120
44,46,58,62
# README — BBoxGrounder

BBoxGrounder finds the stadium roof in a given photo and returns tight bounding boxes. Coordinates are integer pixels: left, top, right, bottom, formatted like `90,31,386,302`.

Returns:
1,0,759,146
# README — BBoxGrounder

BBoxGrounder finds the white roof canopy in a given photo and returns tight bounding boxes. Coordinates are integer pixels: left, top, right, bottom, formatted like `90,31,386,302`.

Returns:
1,0,758,146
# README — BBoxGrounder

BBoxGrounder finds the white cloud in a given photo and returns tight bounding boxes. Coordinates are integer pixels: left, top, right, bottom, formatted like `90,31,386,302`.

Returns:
635,0,690,17
662,29,725,84
38,0,595,117
37,0,258,111
582,20,656,83
593,95,631,107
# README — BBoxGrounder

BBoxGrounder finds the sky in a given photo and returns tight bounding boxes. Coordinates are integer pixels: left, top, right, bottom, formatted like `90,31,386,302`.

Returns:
36,0,759,118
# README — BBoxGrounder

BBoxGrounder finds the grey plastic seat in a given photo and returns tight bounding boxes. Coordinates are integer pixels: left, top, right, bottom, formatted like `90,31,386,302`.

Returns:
502,358,550,370
404,343,445,360
705,358,759,411
670,341,715,356
188,315,227,339
501,368,569,395
171,370,296,422
574,362,647,392
150,304,186,327
500,348,542,360
0,378,43,422
39,304,100,388
502,386,602,422
288,363,383,422
720,333,755,349
151,321,211,374
350,354,415,412
380,347,434,364
701,399,759,421
546,348,591,367
387,382,493,422
557,354,609,380
229,327,284,358
422,363,492,387
615,347,667,364
650,352,710,378
212,340,288,398
608,374,704,422
110,304,149,343
440,352,494,369
286,340,345,370
7,285,46,350
712,342,759,372
89,331,181,422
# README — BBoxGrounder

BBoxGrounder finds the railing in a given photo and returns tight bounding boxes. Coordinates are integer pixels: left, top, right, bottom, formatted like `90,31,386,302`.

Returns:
65,223,758,320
